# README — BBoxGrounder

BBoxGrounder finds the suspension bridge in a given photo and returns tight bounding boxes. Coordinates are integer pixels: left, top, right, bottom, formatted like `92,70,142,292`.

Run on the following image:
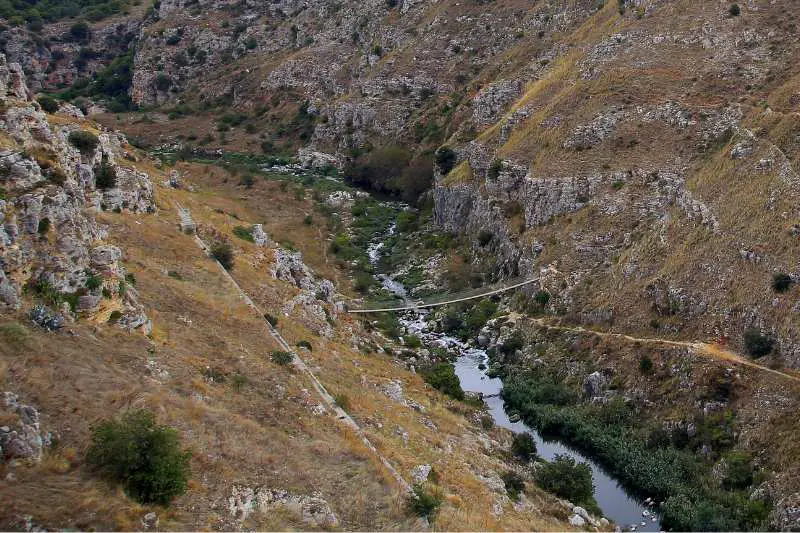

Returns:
347,276,541,313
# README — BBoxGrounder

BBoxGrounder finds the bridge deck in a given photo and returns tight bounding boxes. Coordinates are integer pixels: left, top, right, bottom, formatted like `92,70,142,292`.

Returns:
348,277,540,313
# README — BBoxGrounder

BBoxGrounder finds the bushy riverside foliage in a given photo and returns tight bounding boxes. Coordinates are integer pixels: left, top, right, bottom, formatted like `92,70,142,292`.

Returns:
421,363,464,400
501,371,770,530
535,455,600,515
441,299,498,341
343,146,434,204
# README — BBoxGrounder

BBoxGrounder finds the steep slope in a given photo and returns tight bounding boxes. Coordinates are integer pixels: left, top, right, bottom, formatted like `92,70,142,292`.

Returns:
0,56,578,531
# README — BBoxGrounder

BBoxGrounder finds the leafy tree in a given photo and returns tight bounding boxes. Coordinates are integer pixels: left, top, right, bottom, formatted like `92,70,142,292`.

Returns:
511,432,537,461
86,410,191,505
421,363,465,400
639,355,654,374
535,454,594,505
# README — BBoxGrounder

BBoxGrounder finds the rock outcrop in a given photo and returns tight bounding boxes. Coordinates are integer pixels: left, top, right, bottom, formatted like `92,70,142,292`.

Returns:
0,53,154,331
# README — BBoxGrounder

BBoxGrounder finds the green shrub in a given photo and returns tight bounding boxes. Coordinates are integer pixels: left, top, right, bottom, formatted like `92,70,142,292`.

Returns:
407,483,443,519
511,432,537,461
353,272,375,294
85,274,102,290
488,159,502,180
729,3,740,16
232,225,254,242
639,355,654,374
86,409,190,505
743,327,773,358
94,161,117,189
480,415,494,430
477,230,493,247
37,217,51,234
303,214,313,225
154,73,172,91
501,471,525,500
68,130,99,154
535,454,594,506
435,147,456,175
403,335,422,348
264,313,278,326
533,290,550,307
296,340,312,351
210,242,234,270
37,95,59,113
108,310,122,323
722,451,754,491
0,322,29,350
500,331,524,355
239,174,254,189
271,351,294,365
69,21,90,41
230,374,248,393
421,363,465,400
772,272,792,293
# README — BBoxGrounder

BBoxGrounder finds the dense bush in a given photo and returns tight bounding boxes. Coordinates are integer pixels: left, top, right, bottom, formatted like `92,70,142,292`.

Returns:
435,146,456,175
210,242,234,270
232,225,254,242
772,272,792,293
502,372,769,531
86,409,190,505
511,432,537,461
535,454,595,509
477,230,493,246
68,130,99,154
407,483,443,519
94,161,117,189
639,355,654,374
501,471,525,500
37,95,59,113
296,340,313,351
743,327,773,358
270,351,294,365
421,363,465,400
343,147,434,203
500,331,524,355
728,3,740,16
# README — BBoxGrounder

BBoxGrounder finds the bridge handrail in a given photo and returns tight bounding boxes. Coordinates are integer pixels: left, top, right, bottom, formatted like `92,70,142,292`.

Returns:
348,277,540,313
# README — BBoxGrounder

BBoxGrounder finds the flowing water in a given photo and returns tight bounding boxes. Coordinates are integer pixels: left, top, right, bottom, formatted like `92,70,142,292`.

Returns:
367,233,662,531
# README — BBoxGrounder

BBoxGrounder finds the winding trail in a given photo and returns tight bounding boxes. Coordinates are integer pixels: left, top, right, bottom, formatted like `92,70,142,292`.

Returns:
174,205,412,493
530,317,800,385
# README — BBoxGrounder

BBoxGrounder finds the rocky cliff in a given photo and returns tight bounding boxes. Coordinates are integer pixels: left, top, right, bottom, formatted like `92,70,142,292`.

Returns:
0,52,154,331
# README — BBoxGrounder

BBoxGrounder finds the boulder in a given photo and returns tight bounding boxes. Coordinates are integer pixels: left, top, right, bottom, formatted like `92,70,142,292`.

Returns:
583,371,609,398
569,513,586,527
410,464,432,484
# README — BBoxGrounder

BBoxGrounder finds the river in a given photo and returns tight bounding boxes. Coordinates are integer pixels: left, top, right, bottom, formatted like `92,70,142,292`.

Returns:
367,234,662,531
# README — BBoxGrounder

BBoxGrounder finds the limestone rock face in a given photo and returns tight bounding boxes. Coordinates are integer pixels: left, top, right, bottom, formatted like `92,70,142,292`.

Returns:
0,53,155,330
1,392,45,462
